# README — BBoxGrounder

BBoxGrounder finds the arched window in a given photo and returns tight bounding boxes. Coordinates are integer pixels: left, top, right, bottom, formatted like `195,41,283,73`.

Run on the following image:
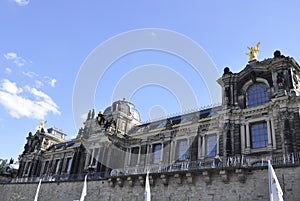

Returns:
246,83,269,107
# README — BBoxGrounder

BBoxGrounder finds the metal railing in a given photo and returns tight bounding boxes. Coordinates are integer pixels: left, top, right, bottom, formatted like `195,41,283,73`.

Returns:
110,152,300,177
6,172,108,184
2,152,300,184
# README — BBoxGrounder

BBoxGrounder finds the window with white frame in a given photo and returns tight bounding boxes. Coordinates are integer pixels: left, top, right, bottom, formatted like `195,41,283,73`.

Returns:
250,122,268,148
246,83,269,108
54,159,60,174
92,148,100,166
87,148,93,166
153,144,162,164
206,135,218,157
65,158,72,173
177,140,188,161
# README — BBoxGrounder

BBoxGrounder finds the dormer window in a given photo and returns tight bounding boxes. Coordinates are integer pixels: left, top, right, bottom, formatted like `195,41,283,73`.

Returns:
246,83,269,108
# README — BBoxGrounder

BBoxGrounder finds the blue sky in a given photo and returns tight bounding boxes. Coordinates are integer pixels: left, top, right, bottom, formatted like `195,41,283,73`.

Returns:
1,0,300,160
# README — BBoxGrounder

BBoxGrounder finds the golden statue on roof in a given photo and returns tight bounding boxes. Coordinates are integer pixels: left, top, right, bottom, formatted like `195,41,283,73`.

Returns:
247,42,260,62
38,121,47,132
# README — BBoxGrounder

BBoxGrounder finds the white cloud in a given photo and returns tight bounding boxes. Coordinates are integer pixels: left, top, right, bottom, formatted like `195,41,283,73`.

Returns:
3,52,26,66
5,67,12,74
22,71,38,78
43,76,58,88
0,79,60,120
50,79,57,87
0,79,23,94
3,52,17,60
22,71,57,88
35,80,44,88
14,0,30,6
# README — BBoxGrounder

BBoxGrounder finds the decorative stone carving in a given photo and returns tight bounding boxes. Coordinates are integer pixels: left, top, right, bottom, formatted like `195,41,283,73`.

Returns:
127,176,134,187
174,173,182,184
250,71,257,83
186,173,193,184
277,72,285,90
149,175,154,186
223,67,232,75
274,50,284,58
160,174,168,185
138,175,145,186
235,169,245,183
87,110,91,120
225,87,231,106
108,178,114,187
91,109,95,119
292,69,300,89
116,177,123,187
202,171,211,184
166,119,173,130
219,170,229,183
77,127,84,138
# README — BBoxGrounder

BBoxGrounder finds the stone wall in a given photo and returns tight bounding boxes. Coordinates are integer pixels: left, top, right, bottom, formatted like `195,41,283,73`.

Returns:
1,166,300,201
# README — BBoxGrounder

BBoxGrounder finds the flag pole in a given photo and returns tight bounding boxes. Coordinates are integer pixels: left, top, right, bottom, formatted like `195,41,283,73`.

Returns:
144,171,151,201
79,175,88,201
34,179,42,201
268,160,284,201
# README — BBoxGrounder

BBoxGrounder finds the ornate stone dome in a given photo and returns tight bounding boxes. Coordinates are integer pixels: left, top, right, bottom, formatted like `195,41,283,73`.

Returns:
111,99,141,121
103,106,111,115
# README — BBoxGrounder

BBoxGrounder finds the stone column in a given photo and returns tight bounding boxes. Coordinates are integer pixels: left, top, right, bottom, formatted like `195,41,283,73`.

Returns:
187,138,191,160
160,143,164,163
201,136,206,158
146,144,152,165
240,125,245,153
197,135,202,160
105,146,112,169
127,148,132,167
137,146,141,166
245,123,250,153
267,120,272,148
173,141,178,162
271,119,277,149
167,140,173,164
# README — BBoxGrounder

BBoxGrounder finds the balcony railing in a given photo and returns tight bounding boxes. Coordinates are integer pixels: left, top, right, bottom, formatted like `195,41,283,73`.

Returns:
7,172,109,184
3,152,300,184
110,152,300,177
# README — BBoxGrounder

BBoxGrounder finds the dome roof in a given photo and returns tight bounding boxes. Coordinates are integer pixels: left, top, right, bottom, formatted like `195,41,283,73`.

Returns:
111,99,141,121
103,106,111,115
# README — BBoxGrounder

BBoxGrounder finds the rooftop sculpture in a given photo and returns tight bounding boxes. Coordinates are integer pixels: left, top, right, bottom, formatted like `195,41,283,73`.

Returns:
247,42,260,62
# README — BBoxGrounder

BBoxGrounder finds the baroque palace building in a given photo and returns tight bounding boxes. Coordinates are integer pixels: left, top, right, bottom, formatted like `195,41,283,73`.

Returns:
16,50,300,180
8,49,300,200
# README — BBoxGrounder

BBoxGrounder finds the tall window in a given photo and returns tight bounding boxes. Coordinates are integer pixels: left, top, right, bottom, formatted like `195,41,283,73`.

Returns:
190,137,198,161
130,147,139,166
153,144,162,164
247,83,269,107
24,162,31,175
251,122,268,148
87,148,93,166
177,140,188,161
43,161,49,174
54,159,60,174
92,148,100,166
65,158,72,173
206,135,218,157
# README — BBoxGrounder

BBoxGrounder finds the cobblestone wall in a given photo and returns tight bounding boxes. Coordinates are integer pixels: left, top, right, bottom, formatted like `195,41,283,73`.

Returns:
1,166,300,201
